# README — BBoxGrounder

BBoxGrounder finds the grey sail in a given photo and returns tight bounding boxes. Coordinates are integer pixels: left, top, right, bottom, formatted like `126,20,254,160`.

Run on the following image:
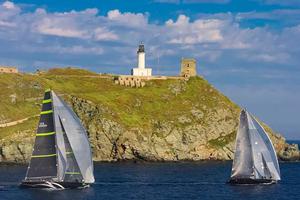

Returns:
230,109,281,183
261,154,272,180
247,112,281,180
59,116,84,182
51,91,95,184
52,92,67,182
231,110,254,179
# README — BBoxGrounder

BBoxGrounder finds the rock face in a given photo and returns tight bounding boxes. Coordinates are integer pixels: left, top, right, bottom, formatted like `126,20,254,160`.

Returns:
69,97,299,162
0,133,34,163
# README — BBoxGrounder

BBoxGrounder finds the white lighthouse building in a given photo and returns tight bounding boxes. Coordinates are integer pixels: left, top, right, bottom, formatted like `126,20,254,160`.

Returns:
131,43,152,77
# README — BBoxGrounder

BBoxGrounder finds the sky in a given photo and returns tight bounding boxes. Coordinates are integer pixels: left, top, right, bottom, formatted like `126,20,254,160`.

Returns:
0,0,299,139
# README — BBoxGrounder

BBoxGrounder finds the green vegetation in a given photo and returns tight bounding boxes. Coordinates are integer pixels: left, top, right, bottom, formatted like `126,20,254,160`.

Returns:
47,67,98,76
208,131,237,149
0,117,38,140
0,68,239,143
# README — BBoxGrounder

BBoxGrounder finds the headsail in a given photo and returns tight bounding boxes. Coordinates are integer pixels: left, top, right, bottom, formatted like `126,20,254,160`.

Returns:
52,91,95,184
25,89,57,180
247,112,281,180
58,116,84,182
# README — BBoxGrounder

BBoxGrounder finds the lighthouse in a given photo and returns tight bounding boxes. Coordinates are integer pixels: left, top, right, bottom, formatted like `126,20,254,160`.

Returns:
131,43,152,77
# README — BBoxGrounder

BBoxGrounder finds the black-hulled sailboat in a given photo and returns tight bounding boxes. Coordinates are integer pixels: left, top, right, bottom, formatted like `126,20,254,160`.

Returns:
228,109,281,185
20,89,94,189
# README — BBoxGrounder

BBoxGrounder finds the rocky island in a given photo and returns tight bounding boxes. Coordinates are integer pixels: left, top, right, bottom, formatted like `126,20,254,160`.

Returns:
0,68,299,163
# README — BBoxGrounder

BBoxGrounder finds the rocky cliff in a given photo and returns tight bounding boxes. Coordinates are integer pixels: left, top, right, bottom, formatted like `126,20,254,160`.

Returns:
0,69,299,163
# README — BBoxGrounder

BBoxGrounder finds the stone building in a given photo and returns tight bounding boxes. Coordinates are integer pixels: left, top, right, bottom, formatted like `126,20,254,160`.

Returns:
180,58,197,78
115,76,146,88
0,66,18,74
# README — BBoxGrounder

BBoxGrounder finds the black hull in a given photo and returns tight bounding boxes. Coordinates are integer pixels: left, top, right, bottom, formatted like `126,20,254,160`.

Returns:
20,181,90,189
227,178,277,185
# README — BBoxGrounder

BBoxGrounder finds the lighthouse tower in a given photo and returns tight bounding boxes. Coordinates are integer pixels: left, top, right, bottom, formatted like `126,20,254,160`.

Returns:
131,43,152,77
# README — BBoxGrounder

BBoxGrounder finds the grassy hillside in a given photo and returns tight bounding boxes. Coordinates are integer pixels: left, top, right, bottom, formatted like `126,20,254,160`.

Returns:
1,69,238,133
1,67,297,162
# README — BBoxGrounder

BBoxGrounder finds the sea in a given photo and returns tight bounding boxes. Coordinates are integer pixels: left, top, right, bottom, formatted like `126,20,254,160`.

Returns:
0,141,299,200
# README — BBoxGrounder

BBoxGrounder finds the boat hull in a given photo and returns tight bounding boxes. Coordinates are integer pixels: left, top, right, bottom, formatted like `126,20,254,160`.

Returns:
20,181,90,189
227,178,277,185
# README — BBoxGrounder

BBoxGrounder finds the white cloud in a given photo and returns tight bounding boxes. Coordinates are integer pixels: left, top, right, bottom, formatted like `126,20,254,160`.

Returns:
2,1,15,9
93,27,118,41
107,9,148,27
35,17,89,38
166,15,223,44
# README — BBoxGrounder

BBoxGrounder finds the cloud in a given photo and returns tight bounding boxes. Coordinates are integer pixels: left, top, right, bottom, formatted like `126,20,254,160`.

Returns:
1,1,300,69
107,9,149,28
2,1,15,9
165,15,223,44
31,8,120,41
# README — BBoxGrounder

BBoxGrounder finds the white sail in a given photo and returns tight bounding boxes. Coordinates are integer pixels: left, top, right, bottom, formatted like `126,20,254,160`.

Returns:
51,92,95,184
247,112,281,181
231,109,281,181
52,92,67,182
231,110,254,179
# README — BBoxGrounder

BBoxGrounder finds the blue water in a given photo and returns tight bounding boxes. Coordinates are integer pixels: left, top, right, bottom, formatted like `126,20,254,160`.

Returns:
0,160,300,200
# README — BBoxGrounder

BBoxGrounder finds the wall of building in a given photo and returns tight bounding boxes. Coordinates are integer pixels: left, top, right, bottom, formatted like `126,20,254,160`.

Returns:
132,68,152,76
180,58,197,77
0,66,18,74
115,76,146,88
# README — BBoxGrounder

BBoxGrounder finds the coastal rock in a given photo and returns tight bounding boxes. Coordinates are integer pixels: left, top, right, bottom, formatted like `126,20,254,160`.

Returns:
0,138,33,163
279,143,300,161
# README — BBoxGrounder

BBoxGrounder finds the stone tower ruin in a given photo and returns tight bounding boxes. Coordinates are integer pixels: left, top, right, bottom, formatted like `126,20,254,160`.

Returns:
180,58,197,78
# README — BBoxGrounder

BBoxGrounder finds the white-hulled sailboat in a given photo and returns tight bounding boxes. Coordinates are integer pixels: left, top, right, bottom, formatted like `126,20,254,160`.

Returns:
228,109,281,185
20,89,94,189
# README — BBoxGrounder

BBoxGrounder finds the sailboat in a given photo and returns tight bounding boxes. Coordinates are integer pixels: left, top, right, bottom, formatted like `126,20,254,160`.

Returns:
228,109,281,185
20,89,95,189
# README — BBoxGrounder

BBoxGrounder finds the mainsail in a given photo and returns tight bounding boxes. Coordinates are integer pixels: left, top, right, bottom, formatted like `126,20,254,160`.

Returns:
24,90,94,185
231,110,254,179
230,109,281,181
25,89,57,180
